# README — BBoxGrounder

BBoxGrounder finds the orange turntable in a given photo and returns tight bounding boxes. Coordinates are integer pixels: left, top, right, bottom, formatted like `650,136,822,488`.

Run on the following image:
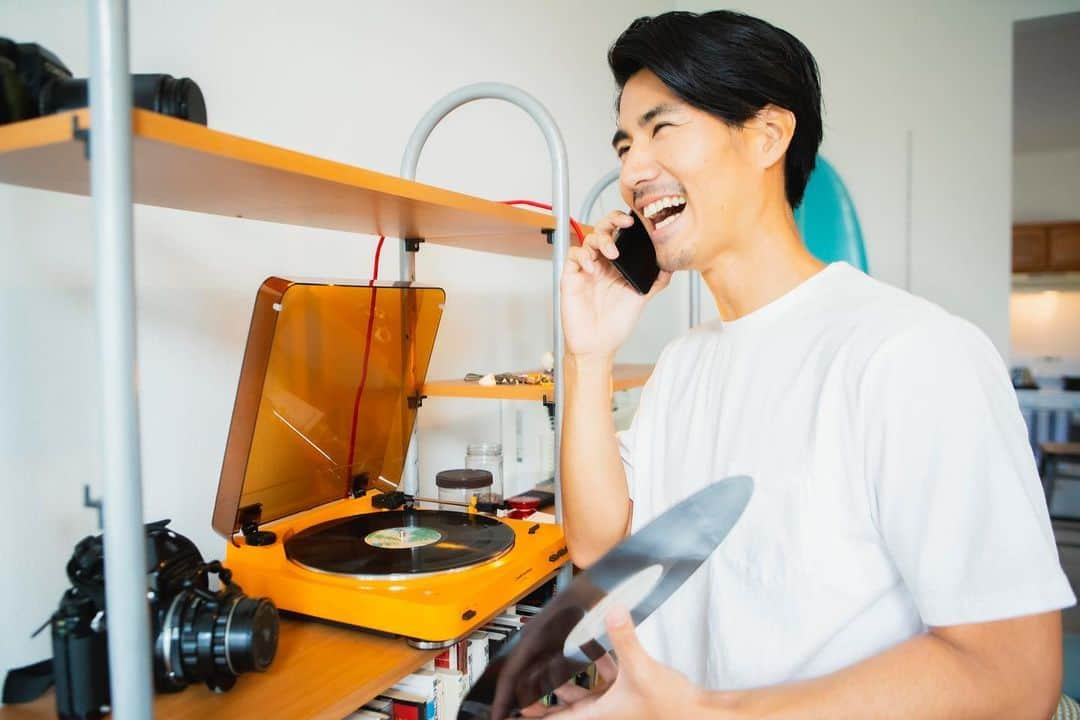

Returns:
212,278,568,648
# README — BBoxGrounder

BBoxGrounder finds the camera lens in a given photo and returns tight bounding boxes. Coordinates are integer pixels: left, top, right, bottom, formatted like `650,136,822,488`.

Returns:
223,597,279,673
131,74,206,125
37,73,207,125
158,588,278,693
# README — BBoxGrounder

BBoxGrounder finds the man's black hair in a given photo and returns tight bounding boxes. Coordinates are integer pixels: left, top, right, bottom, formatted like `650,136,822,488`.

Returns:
609,10,823,209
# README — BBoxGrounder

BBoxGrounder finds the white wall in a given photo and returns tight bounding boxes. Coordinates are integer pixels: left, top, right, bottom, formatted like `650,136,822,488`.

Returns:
676,0,1080,358
1014,147,1080,222
0,0,670,677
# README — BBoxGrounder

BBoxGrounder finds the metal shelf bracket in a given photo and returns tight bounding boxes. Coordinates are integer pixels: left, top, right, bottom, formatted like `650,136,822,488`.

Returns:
399,83,572,588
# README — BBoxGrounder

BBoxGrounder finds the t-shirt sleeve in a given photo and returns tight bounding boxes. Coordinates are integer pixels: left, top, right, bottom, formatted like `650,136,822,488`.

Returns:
862,315,1075,626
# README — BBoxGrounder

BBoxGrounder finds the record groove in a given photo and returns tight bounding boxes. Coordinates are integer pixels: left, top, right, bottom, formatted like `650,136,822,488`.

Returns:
285,509,515,577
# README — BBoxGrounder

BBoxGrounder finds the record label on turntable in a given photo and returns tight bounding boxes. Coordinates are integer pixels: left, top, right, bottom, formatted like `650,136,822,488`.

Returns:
365,527,443,550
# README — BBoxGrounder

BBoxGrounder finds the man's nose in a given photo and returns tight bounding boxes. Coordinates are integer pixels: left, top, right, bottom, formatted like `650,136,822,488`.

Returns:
620,144,661,193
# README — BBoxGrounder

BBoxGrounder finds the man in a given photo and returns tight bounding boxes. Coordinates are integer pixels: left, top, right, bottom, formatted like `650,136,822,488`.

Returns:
552,10,1075,719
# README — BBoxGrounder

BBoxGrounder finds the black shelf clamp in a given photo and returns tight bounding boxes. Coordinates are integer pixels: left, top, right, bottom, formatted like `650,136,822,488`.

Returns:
72,115,90,160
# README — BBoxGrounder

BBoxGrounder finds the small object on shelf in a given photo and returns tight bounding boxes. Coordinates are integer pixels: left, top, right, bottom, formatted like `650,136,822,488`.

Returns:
540,351,555,372
436,469,493,512
0,37,207,126
507,488,555,510
1011,366,1039,390
466,442,504,506
464,370,553,385
539,403,556,483
506,495,541,520
423,364,653,401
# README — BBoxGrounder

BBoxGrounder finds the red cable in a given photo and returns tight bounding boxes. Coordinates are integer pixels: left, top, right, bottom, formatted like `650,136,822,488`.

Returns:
344,199,577,486
345,235,385,481
370,235,385,280
499,199,586,243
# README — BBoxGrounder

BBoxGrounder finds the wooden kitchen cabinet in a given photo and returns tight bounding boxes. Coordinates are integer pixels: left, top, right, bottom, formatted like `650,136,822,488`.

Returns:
1013,225,1050,272
1013,222,1080,273
1049,223,1080,272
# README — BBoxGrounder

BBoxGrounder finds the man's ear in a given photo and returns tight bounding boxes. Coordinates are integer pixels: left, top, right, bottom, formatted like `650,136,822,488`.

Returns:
749,104,796,170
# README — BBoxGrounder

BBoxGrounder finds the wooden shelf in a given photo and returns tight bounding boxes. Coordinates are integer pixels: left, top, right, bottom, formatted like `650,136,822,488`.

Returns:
0,617,437,720
422,363,653,401
0,109,586,259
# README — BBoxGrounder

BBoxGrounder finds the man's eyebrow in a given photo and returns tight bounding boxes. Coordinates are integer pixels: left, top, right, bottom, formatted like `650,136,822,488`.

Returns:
610,103,680,148
639,102,679,127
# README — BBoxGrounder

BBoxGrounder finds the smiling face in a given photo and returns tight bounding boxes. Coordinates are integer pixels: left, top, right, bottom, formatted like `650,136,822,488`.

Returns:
613,70,770,273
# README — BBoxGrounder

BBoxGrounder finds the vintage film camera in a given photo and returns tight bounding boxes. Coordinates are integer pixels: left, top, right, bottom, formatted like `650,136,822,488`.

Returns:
0,37,206,126
50,520,279,719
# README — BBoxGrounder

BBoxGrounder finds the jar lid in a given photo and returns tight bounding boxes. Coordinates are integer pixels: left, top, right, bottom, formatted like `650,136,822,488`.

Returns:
436,468,493,489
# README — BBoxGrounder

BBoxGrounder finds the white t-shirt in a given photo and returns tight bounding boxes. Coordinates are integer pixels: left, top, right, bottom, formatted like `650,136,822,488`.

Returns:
619,262,1074,690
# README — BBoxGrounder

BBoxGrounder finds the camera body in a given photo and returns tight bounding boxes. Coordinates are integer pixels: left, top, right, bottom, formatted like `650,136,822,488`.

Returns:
51,588,110,720
51,520,279,720
0,37,207,126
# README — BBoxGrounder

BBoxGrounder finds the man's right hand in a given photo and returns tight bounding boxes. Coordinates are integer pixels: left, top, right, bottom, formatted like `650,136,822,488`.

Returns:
561,210,672,359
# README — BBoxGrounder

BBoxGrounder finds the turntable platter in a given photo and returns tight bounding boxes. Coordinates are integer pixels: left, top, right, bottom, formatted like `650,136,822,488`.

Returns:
284,510,516,577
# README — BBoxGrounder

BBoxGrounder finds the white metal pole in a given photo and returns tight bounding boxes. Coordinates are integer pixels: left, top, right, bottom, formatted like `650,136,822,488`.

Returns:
88,1,154,716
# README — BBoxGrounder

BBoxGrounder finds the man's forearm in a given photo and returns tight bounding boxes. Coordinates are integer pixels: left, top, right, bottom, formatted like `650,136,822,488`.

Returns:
702,614,1062,720
561,353,631,567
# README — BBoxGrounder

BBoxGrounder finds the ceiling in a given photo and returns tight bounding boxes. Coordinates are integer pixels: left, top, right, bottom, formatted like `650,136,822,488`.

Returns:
1014,11,1080,153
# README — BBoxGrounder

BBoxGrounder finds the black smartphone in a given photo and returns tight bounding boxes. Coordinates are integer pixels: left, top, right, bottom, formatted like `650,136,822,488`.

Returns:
610,211,660,294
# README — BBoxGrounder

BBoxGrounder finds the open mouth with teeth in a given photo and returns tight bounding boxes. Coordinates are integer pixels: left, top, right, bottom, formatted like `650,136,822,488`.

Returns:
642,195,687,232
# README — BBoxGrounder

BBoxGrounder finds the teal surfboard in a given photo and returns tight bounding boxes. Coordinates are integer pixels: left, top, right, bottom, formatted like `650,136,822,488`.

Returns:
794,156,868,273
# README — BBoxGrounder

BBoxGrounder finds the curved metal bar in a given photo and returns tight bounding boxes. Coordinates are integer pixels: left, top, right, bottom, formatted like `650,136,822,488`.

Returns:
578,167,619,223
399,84,571,574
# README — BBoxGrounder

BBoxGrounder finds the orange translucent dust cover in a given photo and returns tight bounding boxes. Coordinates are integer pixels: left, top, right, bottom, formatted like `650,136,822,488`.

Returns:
212,278,445,538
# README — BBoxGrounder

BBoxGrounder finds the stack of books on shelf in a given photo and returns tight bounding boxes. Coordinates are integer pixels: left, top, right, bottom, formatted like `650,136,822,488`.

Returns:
345,604,544,720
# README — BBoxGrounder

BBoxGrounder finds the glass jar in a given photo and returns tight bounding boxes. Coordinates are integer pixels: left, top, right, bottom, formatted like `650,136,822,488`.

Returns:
539,409,556,483
465,442,504,505
435,469,492,511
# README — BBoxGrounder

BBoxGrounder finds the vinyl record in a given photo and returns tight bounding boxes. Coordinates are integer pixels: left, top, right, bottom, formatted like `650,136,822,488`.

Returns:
458,475,754,720
284,509,515,577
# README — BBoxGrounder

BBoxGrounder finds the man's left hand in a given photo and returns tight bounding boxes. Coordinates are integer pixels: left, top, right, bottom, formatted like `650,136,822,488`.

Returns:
522,605,735,719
